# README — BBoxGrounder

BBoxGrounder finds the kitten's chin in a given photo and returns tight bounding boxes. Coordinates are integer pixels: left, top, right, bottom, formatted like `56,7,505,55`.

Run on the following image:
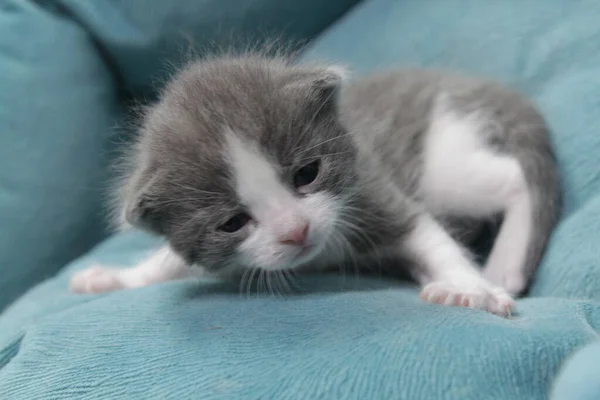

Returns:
290,245,319,266
256,243,325,272
288,239,332,270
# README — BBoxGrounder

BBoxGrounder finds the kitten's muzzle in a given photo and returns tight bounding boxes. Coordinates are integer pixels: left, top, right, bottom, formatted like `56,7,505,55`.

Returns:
278,223,309,247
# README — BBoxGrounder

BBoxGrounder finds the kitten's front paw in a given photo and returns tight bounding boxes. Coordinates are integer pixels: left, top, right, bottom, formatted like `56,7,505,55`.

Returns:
420,280,515,317
70,265,127,294
483,267,527,296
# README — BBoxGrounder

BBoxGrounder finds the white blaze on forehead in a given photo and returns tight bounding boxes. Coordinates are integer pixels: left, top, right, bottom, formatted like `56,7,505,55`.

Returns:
223,129,340,271
224,130,298,221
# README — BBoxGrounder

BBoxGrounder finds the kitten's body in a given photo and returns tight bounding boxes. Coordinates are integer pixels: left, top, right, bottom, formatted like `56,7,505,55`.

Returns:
341,70,559,292
71,55,560,316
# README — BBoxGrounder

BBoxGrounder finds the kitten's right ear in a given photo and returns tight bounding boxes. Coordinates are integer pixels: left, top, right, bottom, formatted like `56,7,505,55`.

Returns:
120,172,168,235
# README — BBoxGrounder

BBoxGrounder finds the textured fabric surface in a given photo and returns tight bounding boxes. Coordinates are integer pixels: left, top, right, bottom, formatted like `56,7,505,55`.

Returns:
55,0,362,95
1,232,599,400
0,0,117,309
551,341,600,400
3,0,600,399
0,0,359,310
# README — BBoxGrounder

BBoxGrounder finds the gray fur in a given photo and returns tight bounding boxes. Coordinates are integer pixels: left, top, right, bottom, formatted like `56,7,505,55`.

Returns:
120,54,560,287
340,69,561,283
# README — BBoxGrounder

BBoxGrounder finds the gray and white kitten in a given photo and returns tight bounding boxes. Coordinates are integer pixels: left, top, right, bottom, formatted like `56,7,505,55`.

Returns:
71,54,560,316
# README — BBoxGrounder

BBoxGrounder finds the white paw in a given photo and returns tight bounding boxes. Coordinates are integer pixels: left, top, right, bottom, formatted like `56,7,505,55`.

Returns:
69,265,129,294
483,267,527,296
420,280,515,317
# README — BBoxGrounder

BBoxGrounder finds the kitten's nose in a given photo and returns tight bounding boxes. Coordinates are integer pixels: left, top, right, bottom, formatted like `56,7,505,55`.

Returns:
279,223,309,246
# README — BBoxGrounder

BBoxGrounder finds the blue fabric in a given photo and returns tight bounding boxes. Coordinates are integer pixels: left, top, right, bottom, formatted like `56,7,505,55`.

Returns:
3,0,600,399
1,233,599,399
55,0,362,95
0,0,117,309
0,0,359,310
552,341,600,400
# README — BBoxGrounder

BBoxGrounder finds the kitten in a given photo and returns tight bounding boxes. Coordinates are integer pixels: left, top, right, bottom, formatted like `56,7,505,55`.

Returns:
70,54,561,316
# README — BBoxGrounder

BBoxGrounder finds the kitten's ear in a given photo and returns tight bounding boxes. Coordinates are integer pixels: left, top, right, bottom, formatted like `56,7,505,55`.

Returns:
308,66,349,111
313,66,349,92
287,65,349,115
120,171,169,235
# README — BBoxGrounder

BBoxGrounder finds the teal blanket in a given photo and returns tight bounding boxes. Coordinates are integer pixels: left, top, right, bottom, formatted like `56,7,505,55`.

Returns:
3,0,600,399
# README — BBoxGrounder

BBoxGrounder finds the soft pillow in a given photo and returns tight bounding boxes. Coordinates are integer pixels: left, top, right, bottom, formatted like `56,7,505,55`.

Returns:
0,231,599,400
57,0,363,95
552,341,600,400
0,0,117,309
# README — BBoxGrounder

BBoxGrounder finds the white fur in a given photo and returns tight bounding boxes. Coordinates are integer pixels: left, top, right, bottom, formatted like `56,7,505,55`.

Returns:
225,131,338,271
420,99,532,294
69,245,201,293
483,189,532,294
404,214,514,316
225,131,307,232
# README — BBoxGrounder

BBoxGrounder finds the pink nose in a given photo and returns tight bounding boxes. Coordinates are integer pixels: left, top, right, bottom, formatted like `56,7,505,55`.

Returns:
279,223,309,246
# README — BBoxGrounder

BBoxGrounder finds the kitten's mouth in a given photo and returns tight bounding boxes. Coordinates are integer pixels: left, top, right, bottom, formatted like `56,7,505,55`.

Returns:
293,242,326,265
296,245,315,258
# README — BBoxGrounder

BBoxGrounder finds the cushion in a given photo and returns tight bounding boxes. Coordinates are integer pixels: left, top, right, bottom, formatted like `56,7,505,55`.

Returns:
0,0,117,309
56,0,363,95
0,0,360,310
1,233,599,400
551,341,600,400
3,0,600,398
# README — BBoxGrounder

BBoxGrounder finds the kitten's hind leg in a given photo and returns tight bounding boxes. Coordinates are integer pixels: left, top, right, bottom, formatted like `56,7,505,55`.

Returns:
421,104,547,296
70,245,200,294
402,213,514,316
481,167,533,295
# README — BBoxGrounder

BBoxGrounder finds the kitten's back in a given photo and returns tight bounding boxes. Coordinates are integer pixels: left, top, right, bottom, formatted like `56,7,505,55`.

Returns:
340,68,560,290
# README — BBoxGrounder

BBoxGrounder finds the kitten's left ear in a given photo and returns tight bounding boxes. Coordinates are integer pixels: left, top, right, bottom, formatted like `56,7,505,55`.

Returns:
309,66,349,109
286,65,350,115
320,66,350,82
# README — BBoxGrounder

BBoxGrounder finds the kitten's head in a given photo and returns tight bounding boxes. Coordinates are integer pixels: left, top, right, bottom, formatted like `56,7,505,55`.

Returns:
120,56,357,275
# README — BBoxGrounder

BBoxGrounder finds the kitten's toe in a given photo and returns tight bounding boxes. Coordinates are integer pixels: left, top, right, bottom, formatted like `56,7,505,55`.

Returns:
420,281,515,317
489,287,516,316
483,267,527,296
69,265,126,294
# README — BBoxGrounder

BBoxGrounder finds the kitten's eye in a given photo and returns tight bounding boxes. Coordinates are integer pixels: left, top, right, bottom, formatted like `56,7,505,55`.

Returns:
293,160,320,188
219,212,251,233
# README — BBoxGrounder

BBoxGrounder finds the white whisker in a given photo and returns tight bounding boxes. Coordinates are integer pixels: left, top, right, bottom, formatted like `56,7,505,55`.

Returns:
297,132,352,155
276,270,292,296
247,267,259,297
